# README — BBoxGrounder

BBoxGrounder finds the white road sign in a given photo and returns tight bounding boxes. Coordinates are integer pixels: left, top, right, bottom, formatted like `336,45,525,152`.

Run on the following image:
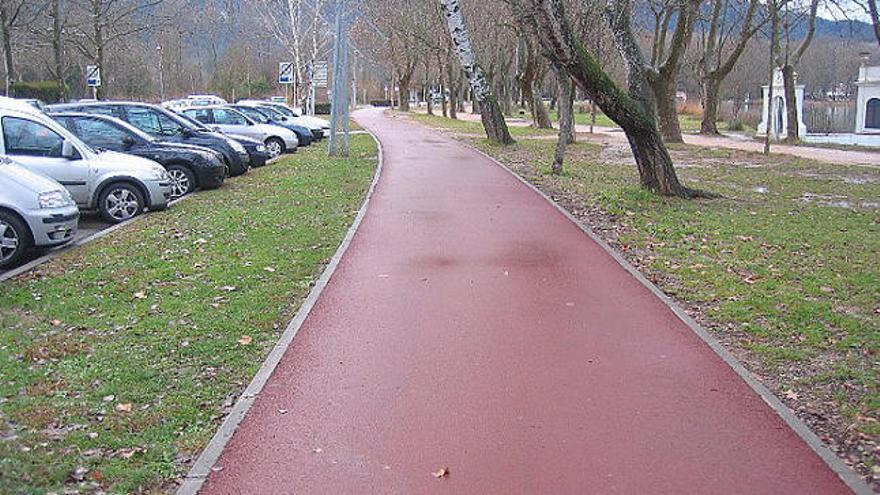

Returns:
313,62,328,88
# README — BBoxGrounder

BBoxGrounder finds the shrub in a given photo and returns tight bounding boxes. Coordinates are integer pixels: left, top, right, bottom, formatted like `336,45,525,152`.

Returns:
369,99,391,107
11,81,63,103
314,102,332,114
727,119,746,131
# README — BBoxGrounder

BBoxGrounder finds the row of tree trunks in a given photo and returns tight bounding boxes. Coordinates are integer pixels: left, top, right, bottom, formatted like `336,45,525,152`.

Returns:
517,38,553,128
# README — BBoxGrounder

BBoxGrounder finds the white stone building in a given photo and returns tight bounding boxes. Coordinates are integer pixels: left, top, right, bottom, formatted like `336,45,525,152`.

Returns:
854,65,880,134
757,68,807,139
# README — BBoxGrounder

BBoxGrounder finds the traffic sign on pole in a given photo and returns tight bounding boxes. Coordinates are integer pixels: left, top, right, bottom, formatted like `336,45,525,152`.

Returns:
279,62,294,85
313,62,329,88
86,65,101,87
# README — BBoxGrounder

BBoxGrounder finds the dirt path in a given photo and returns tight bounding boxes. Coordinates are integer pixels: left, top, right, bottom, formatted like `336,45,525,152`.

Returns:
195,108,859,494
445,110,879,167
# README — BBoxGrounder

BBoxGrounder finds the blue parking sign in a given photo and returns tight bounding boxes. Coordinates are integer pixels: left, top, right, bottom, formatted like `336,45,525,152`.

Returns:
86,65,101,87
279,62,294,85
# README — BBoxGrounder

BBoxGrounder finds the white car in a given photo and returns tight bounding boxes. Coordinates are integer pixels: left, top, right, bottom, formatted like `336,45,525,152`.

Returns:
237,100,330,139
180,106,298,158
0,102,172,223
0,156,79,268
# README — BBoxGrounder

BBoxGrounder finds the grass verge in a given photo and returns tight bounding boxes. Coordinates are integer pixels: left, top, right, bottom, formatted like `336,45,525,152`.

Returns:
408,113,879,487
0,136,377,494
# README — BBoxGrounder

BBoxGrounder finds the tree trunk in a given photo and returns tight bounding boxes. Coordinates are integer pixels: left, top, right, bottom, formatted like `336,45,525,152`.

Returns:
51,0,65,100
552,66,574,174
781,64,799,143
517,0,706,198
440,0,513,144
700,76,721,134
0,4,13,96
651,75,682,143
517,41,553,129
398,74,411,112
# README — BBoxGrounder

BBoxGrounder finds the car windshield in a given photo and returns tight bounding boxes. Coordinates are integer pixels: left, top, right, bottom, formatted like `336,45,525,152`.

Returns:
113,119,156,142
235,107,270,124
267,105,297,117
175,112,210,131
258,106,287,120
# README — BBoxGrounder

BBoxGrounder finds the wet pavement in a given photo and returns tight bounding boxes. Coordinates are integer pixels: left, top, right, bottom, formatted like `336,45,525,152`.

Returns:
196,108,855,494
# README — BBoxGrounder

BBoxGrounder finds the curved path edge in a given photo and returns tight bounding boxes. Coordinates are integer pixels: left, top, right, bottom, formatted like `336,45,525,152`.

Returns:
176,133,385,495
444,123,872,495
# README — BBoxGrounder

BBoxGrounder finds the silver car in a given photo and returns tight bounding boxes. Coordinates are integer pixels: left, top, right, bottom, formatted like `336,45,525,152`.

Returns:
181,106,298,158
0,156,78,268
0,103,172,223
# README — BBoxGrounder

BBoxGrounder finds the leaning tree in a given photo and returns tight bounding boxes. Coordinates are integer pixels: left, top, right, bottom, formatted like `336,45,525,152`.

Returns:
514,0,709,197
439,0,514,144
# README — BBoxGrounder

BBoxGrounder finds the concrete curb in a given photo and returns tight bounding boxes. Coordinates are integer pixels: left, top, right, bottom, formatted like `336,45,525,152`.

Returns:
453,137,872,495
176,127,385,495
0,193,191,283
0,157,286,284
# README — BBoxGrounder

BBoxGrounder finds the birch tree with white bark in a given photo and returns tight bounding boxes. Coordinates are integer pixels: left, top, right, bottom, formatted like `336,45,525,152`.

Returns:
439,0,513,144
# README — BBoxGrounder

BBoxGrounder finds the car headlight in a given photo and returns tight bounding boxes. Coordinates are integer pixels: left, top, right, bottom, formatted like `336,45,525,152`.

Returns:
256,144,266,152
150,166,170,181
229,140,246,154
38,189,73,208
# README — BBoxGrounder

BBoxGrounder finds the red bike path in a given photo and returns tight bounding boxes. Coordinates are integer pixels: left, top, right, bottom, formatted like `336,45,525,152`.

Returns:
196,108,856,494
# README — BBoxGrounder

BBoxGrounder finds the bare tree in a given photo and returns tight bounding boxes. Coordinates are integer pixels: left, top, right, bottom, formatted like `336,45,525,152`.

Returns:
515,0,708,197
779,0,820,142
644,0,702,143
66,0,165,98
440,0,514,144
697,0,764,134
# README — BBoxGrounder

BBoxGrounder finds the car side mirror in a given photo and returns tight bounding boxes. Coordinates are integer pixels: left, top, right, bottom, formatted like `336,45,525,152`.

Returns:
122,135,136,149
61,140,78,159
181,128,194,137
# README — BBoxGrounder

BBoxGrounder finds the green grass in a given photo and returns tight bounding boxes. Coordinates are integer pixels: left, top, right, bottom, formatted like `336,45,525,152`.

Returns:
405,111,558,138
410,114,879,476
0,136,377,493
548,109,720,133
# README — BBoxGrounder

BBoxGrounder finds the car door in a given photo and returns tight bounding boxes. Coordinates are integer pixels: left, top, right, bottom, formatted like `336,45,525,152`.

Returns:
0,115,91,205
211,108,260,140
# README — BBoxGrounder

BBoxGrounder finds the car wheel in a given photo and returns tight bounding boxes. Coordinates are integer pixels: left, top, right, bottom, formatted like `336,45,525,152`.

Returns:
98,182,145,224
166,164,196,199
265,137,284,158
0,211,32,269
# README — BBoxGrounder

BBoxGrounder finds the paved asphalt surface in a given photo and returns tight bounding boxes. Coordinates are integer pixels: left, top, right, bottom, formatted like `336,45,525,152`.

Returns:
197,107,851,494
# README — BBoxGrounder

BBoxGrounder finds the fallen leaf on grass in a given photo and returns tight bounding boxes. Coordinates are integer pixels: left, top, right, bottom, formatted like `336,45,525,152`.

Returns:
50,319,61,326
432,467,449,478
264,267,276,273
784,390,799,400
238,335,253,346
220,286,237,292
115,403,132,412
133,292,147,299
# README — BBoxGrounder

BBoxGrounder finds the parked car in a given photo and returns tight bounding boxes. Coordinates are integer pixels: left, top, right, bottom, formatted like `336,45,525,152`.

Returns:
227,104,313,147
51,113,228,199
0,104,172,223
174,112,270,167
180,106,298,159
239,100,330,139
0,156,78,268
46,101,251,177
